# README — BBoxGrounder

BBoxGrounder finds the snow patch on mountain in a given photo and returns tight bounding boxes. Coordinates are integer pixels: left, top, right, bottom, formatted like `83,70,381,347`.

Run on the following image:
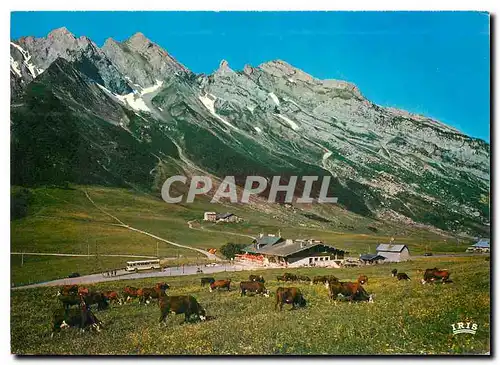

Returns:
269,92,280,105
275,113,300,131
10,42,44,78
10,57,22,77
97,79,163,113
198,94,238,130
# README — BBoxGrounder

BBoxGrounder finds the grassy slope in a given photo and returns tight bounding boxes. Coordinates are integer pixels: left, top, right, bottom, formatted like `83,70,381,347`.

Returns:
11,256,490,355
11,185,473,285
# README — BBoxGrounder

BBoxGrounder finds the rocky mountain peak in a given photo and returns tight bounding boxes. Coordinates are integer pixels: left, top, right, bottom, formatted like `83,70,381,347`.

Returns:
47,27,75,40
216,59,233,74
125,32,152,50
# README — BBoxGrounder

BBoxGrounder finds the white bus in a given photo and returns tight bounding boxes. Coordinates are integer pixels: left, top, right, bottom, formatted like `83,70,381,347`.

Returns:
126,259,161,272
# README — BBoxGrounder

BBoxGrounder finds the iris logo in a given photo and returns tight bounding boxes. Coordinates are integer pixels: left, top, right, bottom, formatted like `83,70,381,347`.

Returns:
451,322,478,335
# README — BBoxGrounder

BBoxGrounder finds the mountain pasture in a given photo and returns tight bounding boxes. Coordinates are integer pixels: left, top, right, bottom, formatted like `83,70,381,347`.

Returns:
11,256,489,355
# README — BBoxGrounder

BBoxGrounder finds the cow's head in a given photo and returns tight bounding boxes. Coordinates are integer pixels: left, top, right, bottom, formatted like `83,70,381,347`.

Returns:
198,307,207,321
368,294,375,303
358,275,368,285
264,290,270,298
421,279,427,285
60,320,70,330
391,269,397,277
298,296,307,308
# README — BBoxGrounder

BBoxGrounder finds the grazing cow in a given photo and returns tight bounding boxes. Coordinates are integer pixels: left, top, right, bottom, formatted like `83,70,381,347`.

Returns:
240,281,270,297
312,275,338,286
200,277,215,287
102,291,123,305
277,273,298,282
57,285,79,296
275,287,307,311
137,287,165,305
82,291,109,311
51,303,102,336
396,273,410,281
158,295,207,324
58,294,82,310
298,275,311,283
421,268,451,284
249,274,265,283
327,276,373,303
209,280,231,292
123,286,139,302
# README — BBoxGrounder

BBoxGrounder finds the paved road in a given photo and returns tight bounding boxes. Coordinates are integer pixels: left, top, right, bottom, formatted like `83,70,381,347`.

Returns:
12,262,259,290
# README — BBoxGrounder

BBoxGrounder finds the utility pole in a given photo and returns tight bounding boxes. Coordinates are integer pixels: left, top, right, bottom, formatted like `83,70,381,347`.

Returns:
87,242,90,260
156,242,159,258
21,252,24,267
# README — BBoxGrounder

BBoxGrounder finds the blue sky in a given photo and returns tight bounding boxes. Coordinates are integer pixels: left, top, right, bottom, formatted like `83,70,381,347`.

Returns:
11,11,490,141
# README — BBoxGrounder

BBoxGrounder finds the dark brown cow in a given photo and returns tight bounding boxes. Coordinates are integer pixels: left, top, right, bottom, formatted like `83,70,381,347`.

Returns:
137,287,165,305
58,294,82,310
82,291,109,311
200,277,215,287
240,281,270,297
422,268,450,284
298,275,311,283
275,287,307,311
249,274,265,283
312,275,338,285
51,305,102,336
327,276,373,303
277,273,298,282
159,295,207,324
209,279,231,292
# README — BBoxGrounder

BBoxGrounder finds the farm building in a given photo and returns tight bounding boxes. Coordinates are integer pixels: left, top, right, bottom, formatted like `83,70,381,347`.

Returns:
466,238,490,253
241,234,346,267
203,212,241,223
215,213,240,223
359,253,386,265
203,212,217,221
376,244,410,262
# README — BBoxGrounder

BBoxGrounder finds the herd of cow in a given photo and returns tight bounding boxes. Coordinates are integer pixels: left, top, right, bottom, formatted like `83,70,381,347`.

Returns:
50,267,451,336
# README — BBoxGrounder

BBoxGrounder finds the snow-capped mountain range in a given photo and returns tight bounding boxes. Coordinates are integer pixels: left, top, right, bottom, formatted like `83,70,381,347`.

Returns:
10,27,490,235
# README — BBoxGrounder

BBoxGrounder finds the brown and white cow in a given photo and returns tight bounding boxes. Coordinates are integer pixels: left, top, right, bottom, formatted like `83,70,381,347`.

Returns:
240,281,270,297
158,295,207,324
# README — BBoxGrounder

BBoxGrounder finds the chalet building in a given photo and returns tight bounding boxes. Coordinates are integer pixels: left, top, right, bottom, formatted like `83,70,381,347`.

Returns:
241,234,346,268
466,238,490,253
359,253,386,265
376,244,410,262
